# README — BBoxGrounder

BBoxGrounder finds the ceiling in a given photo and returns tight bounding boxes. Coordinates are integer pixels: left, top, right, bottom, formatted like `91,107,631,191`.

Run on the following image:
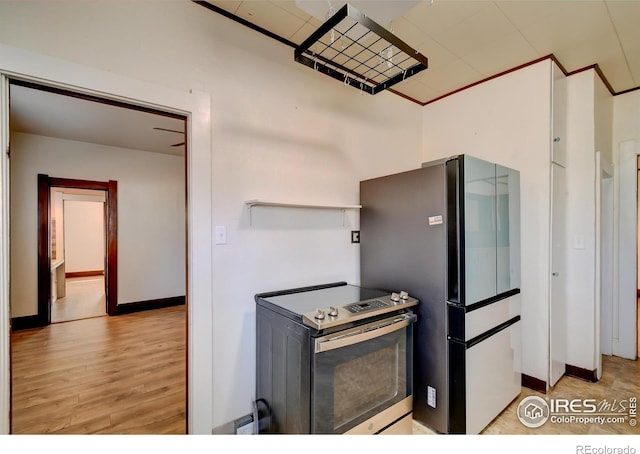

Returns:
8,1,639,153
9,84,186,156
200,0,640,104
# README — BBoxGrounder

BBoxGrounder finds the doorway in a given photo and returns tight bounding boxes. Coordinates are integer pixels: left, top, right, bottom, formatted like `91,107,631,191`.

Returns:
9,80,188,433
38,175,117,325
0,46,214,434
50,187,108,323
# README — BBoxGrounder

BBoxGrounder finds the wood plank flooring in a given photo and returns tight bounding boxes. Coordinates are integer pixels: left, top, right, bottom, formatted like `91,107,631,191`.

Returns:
51,276,106,323
10,306,186,434
413,354,640,435
11,301,637,436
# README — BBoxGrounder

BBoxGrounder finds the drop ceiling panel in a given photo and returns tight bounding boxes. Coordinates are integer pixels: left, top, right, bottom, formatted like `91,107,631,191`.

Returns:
206,0,242,15
599,58,636,90
391,77,440,102
618,34,640,85
290,21,319,44
235,1,308,39
402,0,490,38
295,0,420,25
461,30,540,77
610,4,640,86
411,34,466,71
429,3,519,59
388,16,430,49
605,0,640,30
270,0,315,22
517,2,614,57
495,1,566,31
417,58,481,93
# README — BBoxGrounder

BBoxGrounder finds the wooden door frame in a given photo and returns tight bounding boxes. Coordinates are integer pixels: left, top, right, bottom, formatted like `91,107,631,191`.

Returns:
1,46,213,433
37,174,118,325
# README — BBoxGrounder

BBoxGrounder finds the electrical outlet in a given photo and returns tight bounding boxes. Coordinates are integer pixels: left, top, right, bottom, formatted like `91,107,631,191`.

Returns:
233,414,254,435
236,421,254,435
351,230,360,243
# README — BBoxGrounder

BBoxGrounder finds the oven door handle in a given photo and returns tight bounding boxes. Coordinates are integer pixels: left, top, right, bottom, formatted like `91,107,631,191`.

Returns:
314,313,416,353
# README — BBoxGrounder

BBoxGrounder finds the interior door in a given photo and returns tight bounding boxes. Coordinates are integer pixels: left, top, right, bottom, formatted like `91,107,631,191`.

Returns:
550,162,567,387
0,74,10,433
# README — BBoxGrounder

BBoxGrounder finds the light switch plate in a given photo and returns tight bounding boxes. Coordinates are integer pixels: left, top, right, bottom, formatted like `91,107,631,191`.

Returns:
573,234,585,249
215,226,227,245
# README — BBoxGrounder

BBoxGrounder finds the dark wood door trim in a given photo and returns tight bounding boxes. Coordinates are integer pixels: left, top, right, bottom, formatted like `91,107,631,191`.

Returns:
37,174,118,326
106,180,118,316
37,174,51,326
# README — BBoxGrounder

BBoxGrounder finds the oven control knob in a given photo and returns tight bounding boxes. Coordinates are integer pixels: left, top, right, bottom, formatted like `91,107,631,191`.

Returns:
400,291,409,300
391,292,400,302
314,309,326,320
328,306,339,317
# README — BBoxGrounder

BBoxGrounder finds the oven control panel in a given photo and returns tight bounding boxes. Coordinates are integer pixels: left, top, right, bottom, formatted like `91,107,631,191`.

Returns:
344,299,388,313
302,292,418,330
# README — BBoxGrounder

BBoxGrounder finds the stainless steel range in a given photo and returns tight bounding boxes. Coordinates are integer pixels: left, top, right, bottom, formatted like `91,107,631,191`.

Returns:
254,281,418,434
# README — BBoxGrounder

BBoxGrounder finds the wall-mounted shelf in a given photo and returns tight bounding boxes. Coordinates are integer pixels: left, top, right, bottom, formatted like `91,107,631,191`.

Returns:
245,199,362,210
245,199,361,226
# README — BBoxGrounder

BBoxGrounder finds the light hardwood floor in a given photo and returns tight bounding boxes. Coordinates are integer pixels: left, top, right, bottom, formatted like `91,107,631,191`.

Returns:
413,354,640,435
11,303,638,435
10,305,186,434
51,276,106,323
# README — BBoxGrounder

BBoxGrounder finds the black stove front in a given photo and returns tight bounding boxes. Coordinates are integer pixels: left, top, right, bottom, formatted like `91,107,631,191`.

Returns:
255,282,418,434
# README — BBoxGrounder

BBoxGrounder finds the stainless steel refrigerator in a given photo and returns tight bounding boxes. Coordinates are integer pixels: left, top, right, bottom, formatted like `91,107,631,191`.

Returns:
360,154,521,434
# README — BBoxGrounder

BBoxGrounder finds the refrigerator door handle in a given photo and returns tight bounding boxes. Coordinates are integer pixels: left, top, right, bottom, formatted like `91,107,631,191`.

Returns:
446,157,463,305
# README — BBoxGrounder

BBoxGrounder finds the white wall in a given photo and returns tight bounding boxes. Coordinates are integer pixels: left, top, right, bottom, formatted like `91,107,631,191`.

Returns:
10,132,186,314
614,90,640,143
0,1,423,428
595,77,614,167
422,60,553,384
63,200,105,273
563,69,613,372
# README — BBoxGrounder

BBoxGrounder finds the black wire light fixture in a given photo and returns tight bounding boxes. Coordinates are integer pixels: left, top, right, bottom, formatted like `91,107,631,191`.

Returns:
294,3,428,95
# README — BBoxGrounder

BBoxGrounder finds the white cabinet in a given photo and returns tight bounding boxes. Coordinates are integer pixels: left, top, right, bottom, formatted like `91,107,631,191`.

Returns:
550,163,567,387
551,63,567,167
51,259,65,303
466,313,521,434
549,62,568,388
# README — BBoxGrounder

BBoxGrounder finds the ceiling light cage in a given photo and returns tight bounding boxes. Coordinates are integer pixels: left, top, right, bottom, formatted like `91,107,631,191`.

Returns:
294,3,428,95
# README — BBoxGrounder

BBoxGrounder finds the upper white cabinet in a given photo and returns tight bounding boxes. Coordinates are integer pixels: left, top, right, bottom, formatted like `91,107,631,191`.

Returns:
551,63,567,167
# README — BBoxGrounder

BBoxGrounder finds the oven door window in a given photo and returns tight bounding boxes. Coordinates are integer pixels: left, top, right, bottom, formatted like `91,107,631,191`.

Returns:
311,323,412,434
